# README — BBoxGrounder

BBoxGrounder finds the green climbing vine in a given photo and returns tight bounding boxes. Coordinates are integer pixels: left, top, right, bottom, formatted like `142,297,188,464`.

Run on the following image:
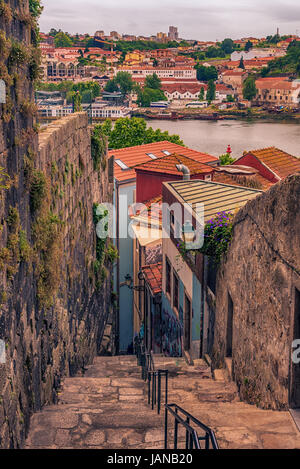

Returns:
93,203,118,289
91,125,107,171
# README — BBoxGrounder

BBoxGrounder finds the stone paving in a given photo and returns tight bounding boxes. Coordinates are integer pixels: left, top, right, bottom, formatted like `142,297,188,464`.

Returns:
25,355,300,449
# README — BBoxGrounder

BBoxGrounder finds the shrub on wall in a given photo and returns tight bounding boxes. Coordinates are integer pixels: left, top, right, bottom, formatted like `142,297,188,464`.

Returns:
201,211,234,264
177,211,234,265
30,170,47,213
91,126,107,170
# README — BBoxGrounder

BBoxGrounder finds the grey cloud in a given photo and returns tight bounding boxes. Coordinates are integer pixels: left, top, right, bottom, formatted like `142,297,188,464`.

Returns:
39,0,300,40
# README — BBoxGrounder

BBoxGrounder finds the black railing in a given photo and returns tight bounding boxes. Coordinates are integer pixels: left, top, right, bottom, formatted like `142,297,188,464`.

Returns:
147,369,168,415
134,336,168,415
164,404,219,450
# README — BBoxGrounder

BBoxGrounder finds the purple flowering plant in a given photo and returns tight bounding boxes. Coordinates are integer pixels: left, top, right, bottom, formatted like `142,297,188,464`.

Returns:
176,211,234,265
201,211,234,264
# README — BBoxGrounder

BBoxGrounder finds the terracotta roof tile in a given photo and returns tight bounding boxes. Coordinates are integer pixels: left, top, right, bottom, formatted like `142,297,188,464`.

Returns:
142,262,162,295
109,142,218,182
213,171,273,191
129,196,162,223
162,83,207,94
134,153,213,175
241,147,300,179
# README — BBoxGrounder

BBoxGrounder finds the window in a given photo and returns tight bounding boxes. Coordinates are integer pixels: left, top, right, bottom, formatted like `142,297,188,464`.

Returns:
173,272,179,310
170,211,175,226
147,153,157,159
166,257,171,295
115,159,129,170
162,150,171,156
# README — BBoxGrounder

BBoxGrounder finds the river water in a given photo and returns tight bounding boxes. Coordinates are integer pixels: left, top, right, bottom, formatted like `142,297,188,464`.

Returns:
147,119,300,159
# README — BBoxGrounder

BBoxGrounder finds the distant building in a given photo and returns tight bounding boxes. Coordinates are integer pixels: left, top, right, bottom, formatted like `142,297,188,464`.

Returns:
221,70,248,96
163,83,207,101
231,48,285,61
117,65,197,80
255,77,300,108
168,26,178,41
156,32,168,43
110,31,120,40
95,30,105,37
37,103,131,120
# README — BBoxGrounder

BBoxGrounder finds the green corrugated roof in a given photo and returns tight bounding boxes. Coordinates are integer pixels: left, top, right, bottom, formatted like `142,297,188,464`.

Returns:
167,180,262,222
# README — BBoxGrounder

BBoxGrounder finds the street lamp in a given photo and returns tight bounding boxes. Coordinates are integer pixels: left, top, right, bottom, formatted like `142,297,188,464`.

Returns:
121,273,145,291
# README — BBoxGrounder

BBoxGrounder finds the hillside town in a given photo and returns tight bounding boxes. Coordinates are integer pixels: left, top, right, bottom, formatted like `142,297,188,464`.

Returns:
37,26,300,120
1,0,300,454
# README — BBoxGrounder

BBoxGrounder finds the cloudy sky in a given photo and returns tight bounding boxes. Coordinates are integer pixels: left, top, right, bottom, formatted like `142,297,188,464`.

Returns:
39,0,300,41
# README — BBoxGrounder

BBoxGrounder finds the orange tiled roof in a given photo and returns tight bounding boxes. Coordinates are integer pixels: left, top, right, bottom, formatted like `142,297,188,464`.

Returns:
213,171,273,191
142,262,162,295
255,78,298,91
134,153,213,176
239,147,300,179
129,196,162,223
109,141,218,182
222,70,247,76
163,83,206,92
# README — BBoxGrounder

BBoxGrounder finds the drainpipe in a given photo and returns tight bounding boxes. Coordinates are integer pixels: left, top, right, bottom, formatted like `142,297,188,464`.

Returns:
176,164,190,181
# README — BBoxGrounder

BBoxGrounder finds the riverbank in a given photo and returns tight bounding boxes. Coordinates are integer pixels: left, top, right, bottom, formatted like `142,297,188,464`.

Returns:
133,108,300,123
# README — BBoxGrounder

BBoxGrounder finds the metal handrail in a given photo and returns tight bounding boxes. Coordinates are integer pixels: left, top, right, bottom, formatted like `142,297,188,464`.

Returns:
164,403,219,450
134,336,168,414
147,369,168,415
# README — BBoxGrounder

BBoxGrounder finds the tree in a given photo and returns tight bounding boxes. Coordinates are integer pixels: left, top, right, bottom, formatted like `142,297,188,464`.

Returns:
73,91,82,112
261,41,300,77
221,38,234,55
81,90,93,103
245,40,253,52
243,77,257,101
145,73,162,90
206,80,216,103
29,0,43,18
195,65,218,82
219,153,235,165
104,79,119,93
54,31,73,47
206,46,226,58
199,87,205,101
97,117,184,149
137,88,166,107
49,28,59,37
115,71,134,96
239,56,245,69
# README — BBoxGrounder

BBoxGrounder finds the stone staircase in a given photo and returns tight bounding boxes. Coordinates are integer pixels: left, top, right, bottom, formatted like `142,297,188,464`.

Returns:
25,354,300,449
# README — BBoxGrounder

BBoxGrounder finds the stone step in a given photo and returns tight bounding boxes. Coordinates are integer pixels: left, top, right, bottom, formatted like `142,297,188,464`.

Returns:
25,353,300,450
224,357,233,382
213,368,227,382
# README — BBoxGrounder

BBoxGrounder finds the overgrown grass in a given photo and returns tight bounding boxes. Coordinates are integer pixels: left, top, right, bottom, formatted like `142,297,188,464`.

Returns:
30,171,47,213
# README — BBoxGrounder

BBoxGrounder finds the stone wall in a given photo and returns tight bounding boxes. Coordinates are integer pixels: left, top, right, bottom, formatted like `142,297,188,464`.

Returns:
212,174,300,410
0,1,114,448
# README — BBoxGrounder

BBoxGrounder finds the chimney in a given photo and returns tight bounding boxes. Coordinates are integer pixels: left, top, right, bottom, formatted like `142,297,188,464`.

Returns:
176,164,190,181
